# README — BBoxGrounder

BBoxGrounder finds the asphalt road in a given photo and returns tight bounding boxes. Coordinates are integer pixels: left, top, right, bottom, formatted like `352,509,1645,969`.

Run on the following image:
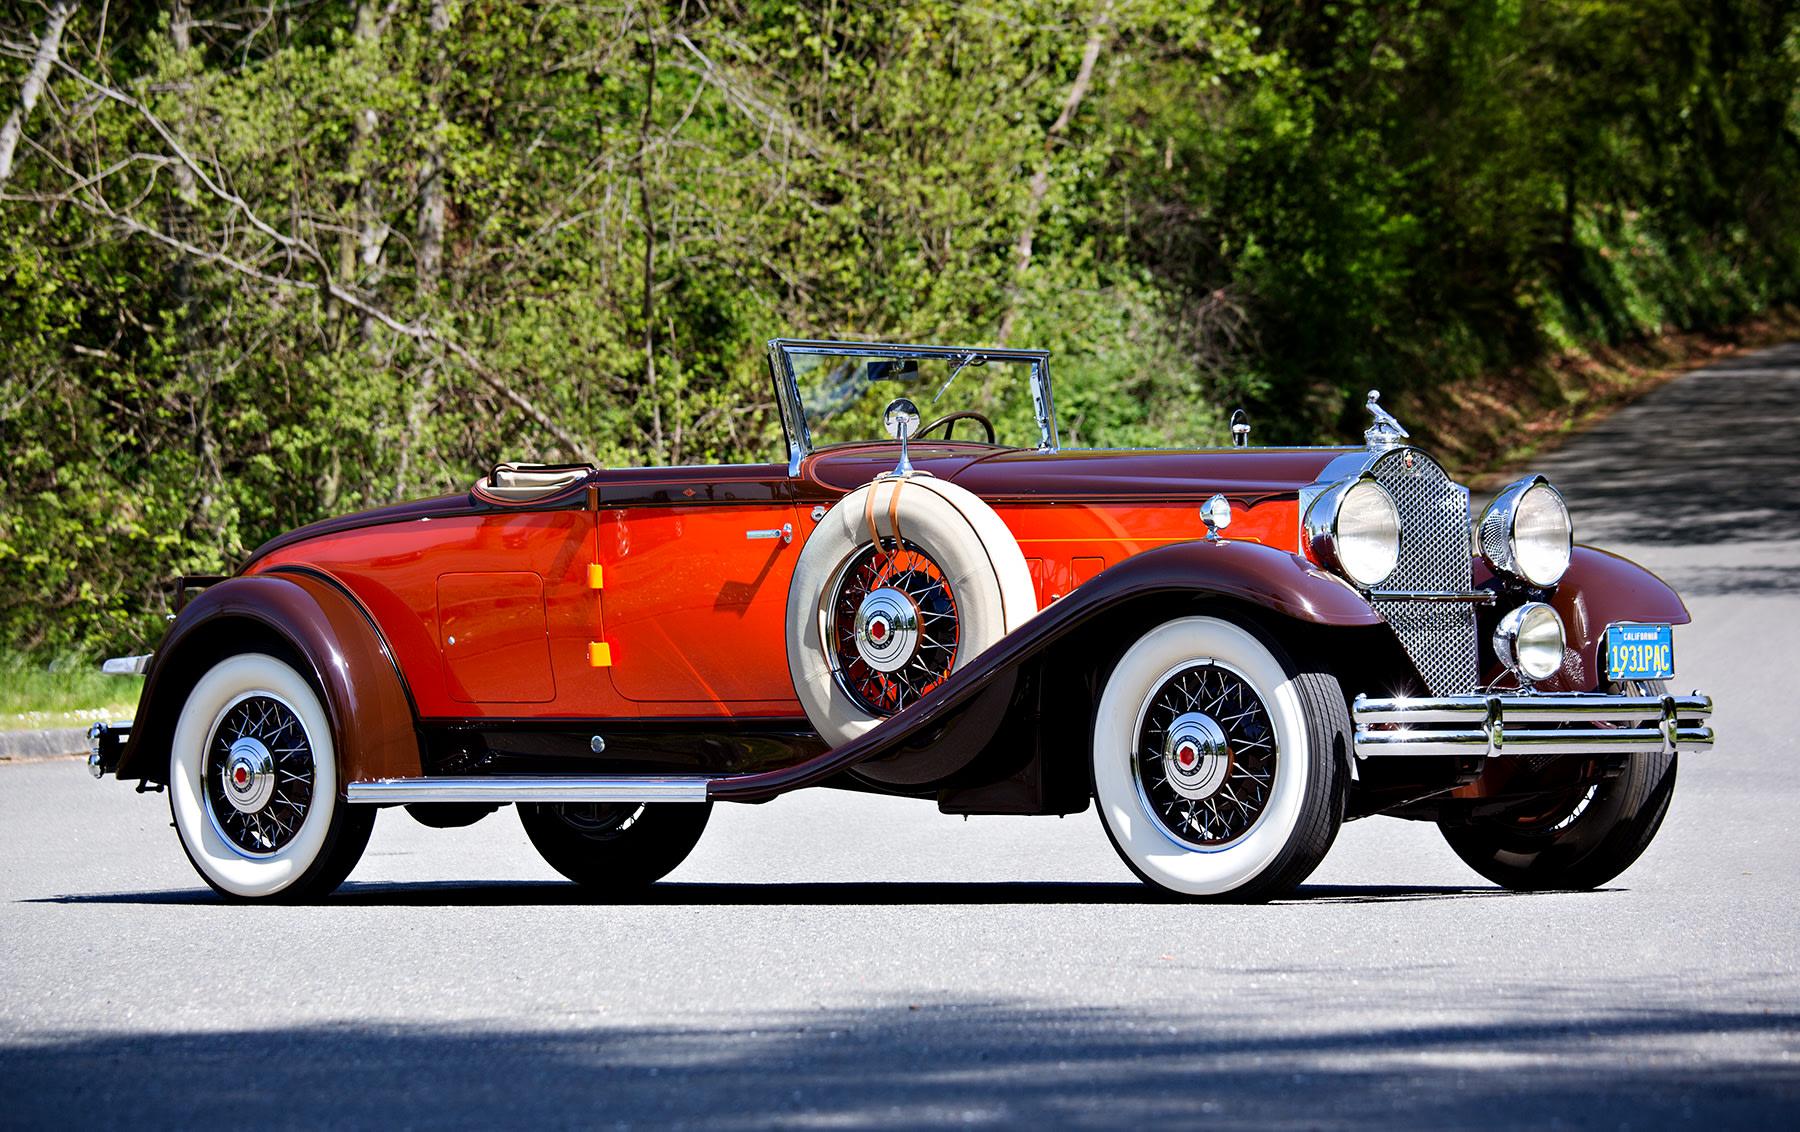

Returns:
5,346,1798,1129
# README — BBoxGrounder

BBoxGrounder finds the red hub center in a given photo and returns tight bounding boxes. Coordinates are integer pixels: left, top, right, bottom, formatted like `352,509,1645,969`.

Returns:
870,619,888,642
1177,744,1198,770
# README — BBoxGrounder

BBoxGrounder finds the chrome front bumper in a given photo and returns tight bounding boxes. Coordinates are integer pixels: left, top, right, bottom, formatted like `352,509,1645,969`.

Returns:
1351,692,1713,759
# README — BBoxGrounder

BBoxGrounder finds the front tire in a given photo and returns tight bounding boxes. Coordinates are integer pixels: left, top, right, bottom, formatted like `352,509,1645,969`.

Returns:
519,802,711,893
169,651,374,901
1092,615,1350,901
1439,679,1678,892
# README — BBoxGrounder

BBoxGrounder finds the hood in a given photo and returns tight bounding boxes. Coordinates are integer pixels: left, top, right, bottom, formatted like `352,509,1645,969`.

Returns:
807,444,1354,502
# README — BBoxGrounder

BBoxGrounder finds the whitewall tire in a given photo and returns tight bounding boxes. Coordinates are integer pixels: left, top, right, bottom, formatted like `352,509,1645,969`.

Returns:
168,651,373,901
1092,616,1349,900
787,477,1036,747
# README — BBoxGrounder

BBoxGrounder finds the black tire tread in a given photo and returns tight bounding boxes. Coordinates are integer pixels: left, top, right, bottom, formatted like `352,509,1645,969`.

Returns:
519,802,712,894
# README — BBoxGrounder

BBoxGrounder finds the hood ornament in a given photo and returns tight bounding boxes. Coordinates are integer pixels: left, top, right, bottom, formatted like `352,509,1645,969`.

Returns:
1363,389,1409,452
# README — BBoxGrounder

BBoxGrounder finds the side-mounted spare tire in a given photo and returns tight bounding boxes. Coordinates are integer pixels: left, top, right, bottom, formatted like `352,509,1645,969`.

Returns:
787,476,1038,747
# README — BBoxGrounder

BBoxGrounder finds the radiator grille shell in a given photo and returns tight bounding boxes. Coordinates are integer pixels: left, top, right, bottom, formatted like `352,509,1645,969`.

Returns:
1367,449,1479,695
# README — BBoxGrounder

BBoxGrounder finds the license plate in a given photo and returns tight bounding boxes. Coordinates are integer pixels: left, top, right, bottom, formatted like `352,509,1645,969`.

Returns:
1605,623,1674,681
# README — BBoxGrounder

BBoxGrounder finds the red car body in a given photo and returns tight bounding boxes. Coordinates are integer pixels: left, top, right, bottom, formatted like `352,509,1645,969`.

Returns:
94,339,1714,901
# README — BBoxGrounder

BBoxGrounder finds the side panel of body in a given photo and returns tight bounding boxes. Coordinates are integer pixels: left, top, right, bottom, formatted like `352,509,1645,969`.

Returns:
116,572,421,785
711,538,1385,802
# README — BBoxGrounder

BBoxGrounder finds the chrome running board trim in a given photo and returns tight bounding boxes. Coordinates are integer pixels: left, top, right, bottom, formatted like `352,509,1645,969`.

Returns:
1352,691,1714,759
346,775,712,804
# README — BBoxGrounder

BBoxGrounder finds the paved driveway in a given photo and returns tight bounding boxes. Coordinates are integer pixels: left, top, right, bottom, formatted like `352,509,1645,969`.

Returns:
3,346,1796,1128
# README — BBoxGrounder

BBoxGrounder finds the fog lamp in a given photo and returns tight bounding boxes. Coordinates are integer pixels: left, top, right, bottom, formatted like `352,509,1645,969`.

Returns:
1494,602,1566,684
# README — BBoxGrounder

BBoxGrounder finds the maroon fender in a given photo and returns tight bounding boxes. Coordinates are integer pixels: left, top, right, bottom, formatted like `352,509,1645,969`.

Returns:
116,568,423,786
711,537,1380,801
1546,545,1692,691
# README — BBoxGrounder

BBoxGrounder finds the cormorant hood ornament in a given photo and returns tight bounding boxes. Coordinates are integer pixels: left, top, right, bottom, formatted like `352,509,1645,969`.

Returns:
1363,390,1409,451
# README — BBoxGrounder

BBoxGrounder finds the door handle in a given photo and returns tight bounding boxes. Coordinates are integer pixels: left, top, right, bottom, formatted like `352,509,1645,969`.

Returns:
746,523,793,545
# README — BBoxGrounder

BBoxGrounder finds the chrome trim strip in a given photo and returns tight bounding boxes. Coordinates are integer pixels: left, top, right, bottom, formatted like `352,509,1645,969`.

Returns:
1365,590,1497,604
346,776,713,804
1352,691,1714,758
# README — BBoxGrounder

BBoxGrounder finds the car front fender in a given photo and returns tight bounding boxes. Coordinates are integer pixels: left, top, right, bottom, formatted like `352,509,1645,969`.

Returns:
1548,545,1693,691
711,538,1380,801
115,568,422,787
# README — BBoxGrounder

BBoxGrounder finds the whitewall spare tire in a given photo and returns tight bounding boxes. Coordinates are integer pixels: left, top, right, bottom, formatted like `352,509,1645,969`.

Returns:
168,651,374,901
787,476,1037,747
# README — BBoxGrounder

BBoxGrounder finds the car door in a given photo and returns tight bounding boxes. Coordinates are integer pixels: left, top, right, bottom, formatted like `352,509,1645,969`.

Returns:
597,466,803,707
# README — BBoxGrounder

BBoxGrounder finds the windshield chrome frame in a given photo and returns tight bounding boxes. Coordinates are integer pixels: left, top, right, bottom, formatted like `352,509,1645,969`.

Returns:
767,338,1057,477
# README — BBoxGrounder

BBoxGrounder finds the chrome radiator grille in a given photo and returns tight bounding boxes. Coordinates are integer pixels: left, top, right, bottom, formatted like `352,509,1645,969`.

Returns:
1369,449,1479,695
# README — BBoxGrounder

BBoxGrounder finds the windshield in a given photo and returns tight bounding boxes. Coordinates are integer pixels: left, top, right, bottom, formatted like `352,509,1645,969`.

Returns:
777,343,1053,454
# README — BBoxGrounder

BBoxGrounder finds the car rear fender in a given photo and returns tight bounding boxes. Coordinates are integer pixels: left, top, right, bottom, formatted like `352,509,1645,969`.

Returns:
711,538,1382,801
115,569,423,786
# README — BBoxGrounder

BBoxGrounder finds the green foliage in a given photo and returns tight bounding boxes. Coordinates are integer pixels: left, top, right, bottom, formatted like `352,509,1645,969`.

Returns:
0,653,142,730
1,0,1797,657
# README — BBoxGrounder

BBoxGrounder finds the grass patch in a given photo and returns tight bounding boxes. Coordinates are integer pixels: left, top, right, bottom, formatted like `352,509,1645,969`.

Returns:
0,654,142,732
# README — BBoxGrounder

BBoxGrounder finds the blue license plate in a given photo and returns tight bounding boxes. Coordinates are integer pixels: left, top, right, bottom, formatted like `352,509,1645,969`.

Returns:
1605,623,1674,681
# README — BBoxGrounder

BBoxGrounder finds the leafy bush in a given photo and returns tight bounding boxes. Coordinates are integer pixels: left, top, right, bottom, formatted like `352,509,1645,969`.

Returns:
1,0,1795,656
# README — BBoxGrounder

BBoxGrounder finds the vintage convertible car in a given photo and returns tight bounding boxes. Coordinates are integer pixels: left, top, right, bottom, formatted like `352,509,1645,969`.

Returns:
89,339,1714,902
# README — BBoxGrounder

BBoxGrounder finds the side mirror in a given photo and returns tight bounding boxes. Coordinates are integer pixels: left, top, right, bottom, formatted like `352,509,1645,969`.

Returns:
883,397,921,441
883,397,921,477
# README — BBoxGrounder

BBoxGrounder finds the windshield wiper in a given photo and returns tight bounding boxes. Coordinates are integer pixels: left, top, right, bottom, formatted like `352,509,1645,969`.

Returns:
933,352,987,404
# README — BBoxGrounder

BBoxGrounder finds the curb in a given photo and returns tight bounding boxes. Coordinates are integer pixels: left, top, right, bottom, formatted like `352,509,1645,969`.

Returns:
0,728,89,763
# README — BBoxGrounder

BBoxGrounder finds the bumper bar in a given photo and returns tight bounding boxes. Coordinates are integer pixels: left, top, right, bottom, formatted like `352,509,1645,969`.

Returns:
87,721,132,778
1352,692,1713,759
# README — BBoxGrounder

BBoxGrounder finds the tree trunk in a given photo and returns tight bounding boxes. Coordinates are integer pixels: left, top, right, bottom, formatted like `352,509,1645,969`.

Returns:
996,0,1112,347
636,15,664,465
338,1,383,335
401,0,452,499
0,0,79,186
415,0,451,289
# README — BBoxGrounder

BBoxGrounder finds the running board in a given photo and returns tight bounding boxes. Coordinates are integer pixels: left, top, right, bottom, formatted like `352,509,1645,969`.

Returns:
346,776,712,804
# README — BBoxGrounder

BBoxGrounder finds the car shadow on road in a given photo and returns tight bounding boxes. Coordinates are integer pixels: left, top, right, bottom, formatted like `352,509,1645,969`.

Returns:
5,1000,1795,1128
29,879,1532,907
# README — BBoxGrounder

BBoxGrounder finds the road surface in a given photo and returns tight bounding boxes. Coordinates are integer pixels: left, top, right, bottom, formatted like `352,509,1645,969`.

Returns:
4,345,1797,1128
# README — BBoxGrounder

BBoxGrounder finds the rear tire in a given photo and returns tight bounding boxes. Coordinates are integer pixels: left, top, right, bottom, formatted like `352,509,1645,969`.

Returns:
519,802,711,893
168,651,373,902
1091,615,1349,901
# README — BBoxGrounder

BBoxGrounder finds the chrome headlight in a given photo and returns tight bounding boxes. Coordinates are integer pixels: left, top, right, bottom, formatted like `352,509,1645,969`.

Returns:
1304,476,1400,588
1479,476,1572,587
1494,601,1566,683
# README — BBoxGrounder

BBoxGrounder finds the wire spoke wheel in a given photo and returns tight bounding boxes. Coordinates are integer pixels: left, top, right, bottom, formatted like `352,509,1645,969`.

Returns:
1133,661,1278,847
548,802,645,842
203,693,316,857
829,538,960,716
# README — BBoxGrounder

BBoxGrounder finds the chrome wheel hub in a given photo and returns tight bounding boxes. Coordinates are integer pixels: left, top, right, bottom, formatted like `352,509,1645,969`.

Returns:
203,693,315,857
221,737,276,813
854,587,920,673
1162,712,1232,800
829,540,960,717
1134,660,1277,847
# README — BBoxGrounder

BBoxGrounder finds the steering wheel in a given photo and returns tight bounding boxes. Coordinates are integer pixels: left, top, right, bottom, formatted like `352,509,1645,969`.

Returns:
919,411,996,444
